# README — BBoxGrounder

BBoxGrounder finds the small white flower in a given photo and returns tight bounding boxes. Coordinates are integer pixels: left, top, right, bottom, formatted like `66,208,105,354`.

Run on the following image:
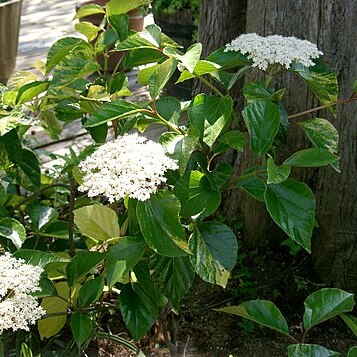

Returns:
0,253,45,334
225,33,323,71
78,133,178,202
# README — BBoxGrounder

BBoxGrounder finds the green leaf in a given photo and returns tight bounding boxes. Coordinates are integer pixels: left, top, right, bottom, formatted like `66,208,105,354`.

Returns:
164,43,202,73
348,347,357,357
75,21,101,42
123,48,166,69
14,249,70,267
18,149,41,190
46,37,90,73
156,96,181,125
242,99,280,156
38,109,63,139
243,82,271,102
217,130,245,152
236,167,267,202
32,276,57,298
340,314,357,337
108,13,128,41
303,288,355,330
174,171,221,219
148,58,177,99
264,179,315,252
74,4,105,19
189,222,237,288
298,118,339,172
287,344,341,357
206,46,251,70
74,204,120,242
106,0,149,16
106,237,146,287
118,281,158,340
290,59,338,114
78,276,105,307
283,148,339,167
216,300,289,335
84,100,142,127
71,312,92,345
42,221,70,239
206,163,233,190
188,94,233,148
267,157,291,184
153,255,194,311
27,204,59,232
16,81,50,104
176,60,221,83
0,217,26,249
140,24,162,47
66,252,105,287
136,190,189,257
160,127,200,174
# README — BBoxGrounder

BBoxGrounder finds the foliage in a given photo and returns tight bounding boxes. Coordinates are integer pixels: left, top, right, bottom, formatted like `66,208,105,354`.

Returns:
0,0,351,354
217,288,357,356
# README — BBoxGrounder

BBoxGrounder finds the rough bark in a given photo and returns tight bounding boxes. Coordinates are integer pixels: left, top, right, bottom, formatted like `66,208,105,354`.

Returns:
220,0,357,290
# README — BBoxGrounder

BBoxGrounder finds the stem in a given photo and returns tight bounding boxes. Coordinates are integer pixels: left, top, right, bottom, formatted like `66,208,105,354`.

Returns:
142,108,185,135
288,94,357,120
194,72,225,97
301,329,309,343
68,178,77,257
12,184,70,210
112,119,119,138
264,74,273,87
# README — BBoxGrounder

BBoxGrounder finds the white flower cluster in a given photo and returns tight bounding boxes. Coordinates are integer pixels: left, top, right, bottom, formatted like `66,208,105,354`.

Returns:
0,253,45,334
78,133,178,202
225,33,323,71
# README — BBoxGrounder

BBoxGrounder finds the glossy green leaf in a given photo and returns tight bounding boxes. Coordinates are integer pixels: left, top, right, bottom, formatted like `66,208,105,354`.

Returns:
27,204,59,232
140,24,162,47
106,0,149,16
108,13,128,41
347,346,357,357
148,58,177,99
84,100,142,127
217,130,245,152
74,4,105,19
206,46,251,69
303,288,355,330
264,179,315,252
16,81,50,104
174,171,221,219
340,314,357,337
14,249,70,267
206,163,233,190
283,148,339,167
189,222,237,288
188,94,233,147
136,190,189,257
298,118,339,172
46,37,90,73
153,255,194,311
74,204,120,242
287,344,341,357
75,21,101,42
0,217,26,249
267,157,291,184
66,252,105,287
160,127,200,174
78,276,105,307
71,312,92,345
17,148,41,190
216,300,289,335
118,277,158,340
106,237,146,287
123,48,166,69
236,167,267,202
243,81,271,102
242,99,280,156
164,43,202,73
290,59,338,114
42,221,70,239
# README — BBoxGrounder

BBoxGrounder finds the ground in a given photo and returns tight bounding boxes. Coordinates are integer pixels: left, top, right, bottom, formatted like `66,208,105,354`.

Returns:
95,245,356,357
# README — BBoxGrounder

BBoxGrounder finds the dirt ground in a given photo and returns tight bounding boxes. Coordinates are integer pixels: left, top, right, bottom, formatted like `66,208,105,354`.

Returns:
96,247,356,357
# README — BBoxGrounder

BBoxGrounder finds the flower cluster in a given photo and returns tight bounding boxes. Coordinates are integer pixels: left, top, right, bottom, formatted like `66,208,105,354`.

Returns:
78,133,178,202
0,253,45,334
225,33,323,71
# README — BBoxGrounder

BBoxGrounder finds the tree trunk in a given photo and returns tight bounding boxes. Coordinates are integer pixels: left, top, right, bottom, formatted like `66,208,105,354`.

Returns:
226,0,357,290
